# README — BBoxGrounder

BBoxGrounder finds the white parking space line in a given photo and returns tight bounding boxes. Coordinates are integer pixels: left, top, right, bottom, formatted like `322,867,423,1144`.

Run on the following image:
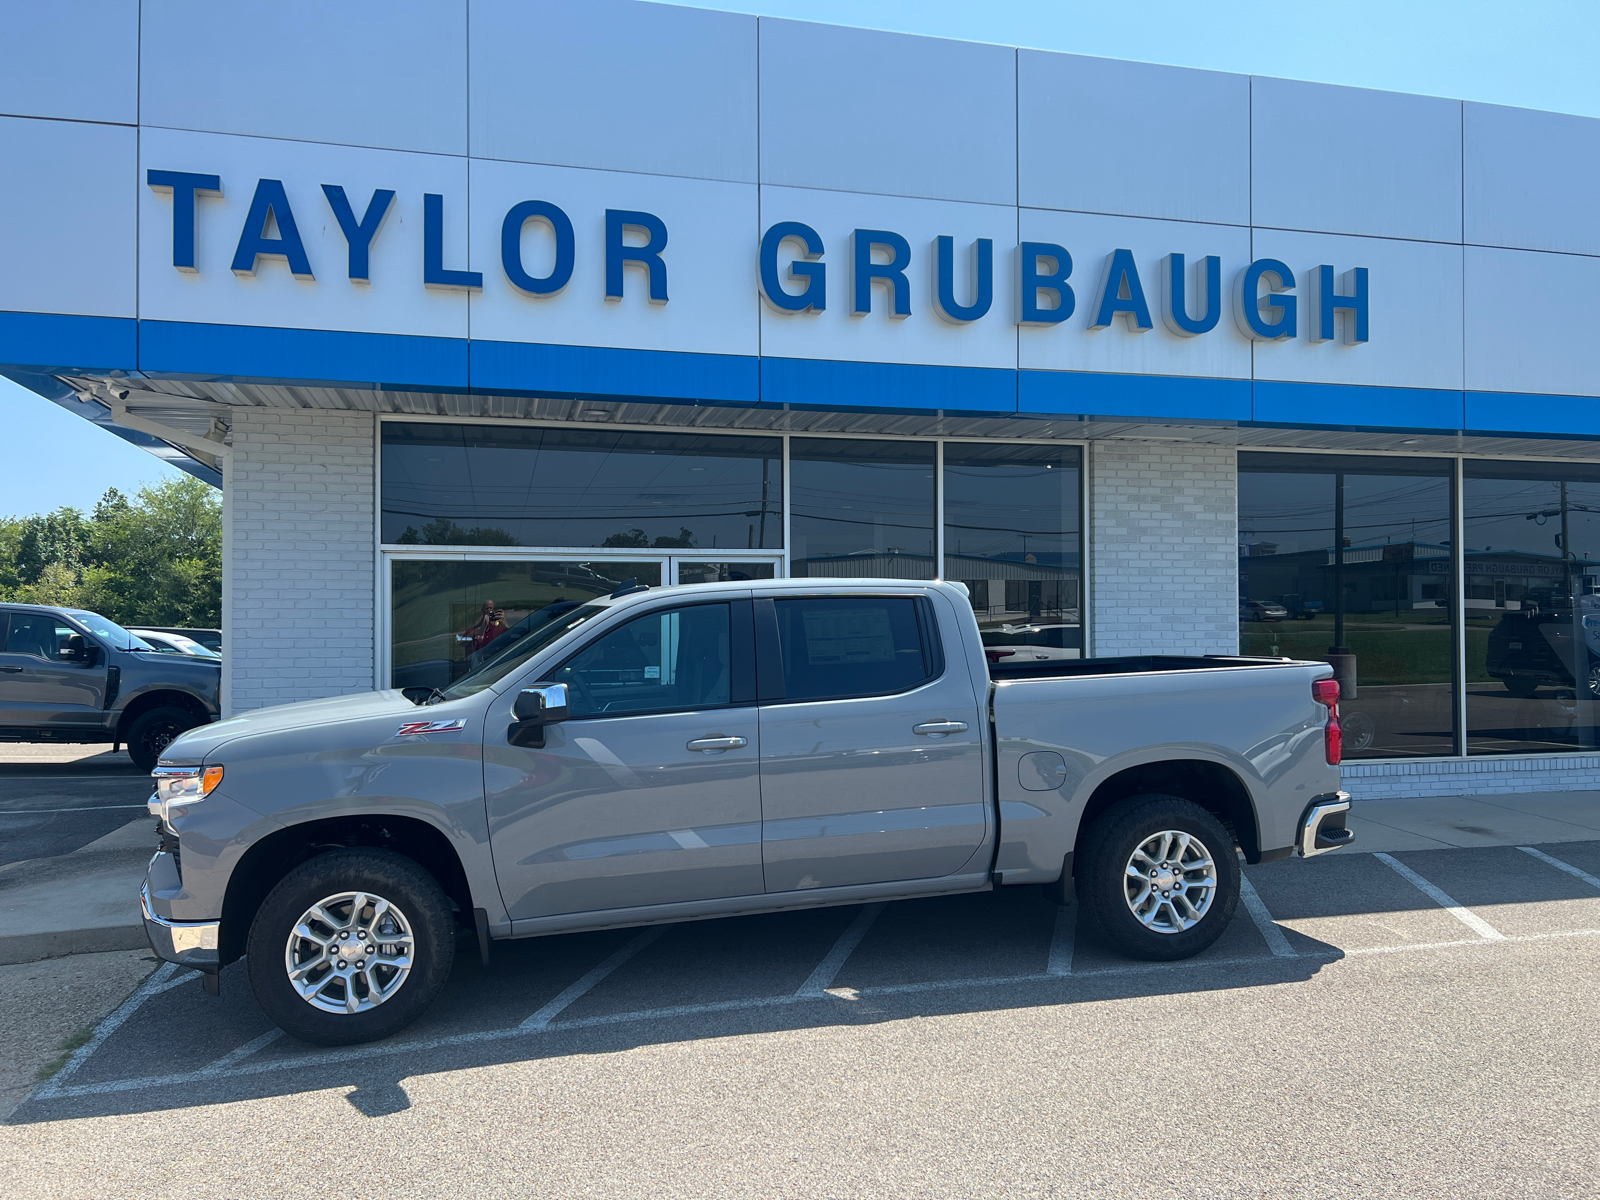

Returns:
1374,853,1506,941
33,962,183,1099
1518,846,1600,890
197,1029,284,1077
1239,876,1297,958
1045,905,1075,976
33,926,1600,1104
794,903,884,997
519,926,665,1031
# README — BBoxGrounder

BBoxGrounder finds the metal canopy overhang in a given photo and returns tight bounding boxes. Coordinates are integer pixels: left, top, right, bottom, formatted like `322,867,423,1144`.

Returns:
17,371,1600,466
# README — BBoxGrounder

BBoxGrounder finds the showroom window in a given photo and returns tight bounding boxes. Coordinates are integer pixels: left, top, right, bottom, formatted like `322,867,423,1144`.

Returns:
382,424,783,551
382,421,1087,688
788,438,936,578
1464,461,1600,754
1238,453,1457,759
944,443,1083,661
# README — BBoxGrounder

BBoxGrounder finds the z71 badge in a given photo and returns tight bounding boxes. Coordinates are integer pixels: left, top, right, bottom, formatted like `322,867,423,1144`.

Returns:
394,718,468,737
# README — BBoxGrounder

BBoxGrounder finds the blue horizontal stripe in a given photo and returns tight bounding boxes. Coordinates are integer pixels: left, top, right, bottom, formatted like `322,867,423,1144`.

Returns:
1020,369,1250,421
0,311,136,372
1464,390,1600,438
761,356,1016,413
138,320,469,390
1253,380,1464,431
11,311,1600,441
470,339,757,404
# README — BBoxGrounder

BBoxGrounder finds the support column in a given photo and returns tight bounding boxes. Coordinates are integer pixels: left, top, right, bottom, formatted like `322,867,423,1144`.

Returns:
228,409,377,712
1089,439,1238,657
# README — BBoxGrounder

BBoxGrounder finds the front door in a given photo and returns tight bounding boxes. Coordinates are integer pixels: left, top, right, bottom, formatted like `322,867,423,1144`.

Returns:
757,594,989,893
0,610,109,729
486,598,764,922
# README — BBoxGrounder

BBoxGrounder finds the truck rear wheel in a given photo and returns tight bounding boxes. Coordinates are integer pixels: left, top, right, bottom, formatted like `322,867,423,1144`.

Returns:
246,849,456,1045
1078,794,1240,962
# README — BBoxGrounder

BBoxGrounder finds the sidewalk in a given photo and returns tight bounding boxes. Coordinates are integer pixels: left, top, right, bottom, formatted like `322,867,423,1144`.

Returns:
1341,791,1600,853
0,817,152,965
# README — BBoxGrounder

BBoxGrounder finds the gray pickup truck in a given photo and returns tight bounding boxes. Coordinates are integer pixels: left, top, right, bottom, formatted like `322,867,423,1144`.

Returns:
0,603,220,770
141,579,1352,1045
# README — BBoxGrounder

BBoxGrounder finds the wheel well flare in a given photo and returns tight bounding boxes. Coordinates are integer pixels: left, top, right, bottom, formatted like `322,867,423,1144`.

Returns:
218,816,474,965
1075,760,1260,864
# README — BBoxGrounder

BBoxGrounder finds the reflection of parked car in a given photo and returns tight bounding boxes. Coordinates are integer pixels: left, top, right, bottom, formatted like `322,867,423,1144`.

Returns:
980,622,1082,664
1240,600,1289,622
1485,603,1600,698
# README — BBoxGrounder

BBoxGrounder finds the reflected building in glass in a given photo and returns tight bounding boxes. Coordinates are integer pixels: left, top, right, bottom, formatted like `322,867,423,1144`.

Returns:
1238,453,1457,758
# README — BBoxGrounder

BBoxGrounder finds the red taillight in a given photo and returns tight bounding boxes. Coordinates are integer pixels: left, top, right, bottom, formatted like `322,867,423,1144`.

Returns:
985,648,1016,662
1324,714,1342,764
1313,678,1342,764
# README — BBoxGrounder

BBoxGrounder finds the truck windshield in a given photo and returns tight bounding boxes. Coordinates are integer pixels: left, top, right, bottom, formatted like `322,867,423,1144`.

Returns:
439,603,608,700
63,609,154,651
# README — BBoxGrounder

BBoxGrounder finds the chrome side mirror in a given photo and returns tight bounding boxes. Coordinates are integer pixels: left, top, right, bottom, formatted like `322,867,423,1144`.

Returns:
509,683,570,748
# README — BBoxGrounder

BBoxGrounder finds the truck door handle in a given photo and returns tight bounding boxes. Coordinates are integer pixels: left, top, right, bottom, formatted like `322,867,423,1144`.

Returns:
913,720,969,737
686,735,748,753
0,666,22,673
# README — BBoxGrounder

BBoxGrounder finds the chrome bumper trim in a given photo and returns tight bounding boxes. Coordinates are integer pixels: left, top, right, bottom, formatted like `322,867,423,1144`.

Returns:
140,882,220,968
1299,792,1354,858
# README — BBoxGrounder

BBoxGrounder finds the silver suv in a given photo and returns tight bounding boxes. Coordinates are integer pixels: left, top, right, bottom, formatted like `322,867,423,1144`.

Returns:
0,603,221,770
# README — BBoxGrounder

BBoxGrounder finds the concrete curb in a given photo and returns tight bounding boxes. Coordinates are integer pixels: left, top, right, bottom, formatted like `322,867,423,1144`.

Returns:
0,925,148,966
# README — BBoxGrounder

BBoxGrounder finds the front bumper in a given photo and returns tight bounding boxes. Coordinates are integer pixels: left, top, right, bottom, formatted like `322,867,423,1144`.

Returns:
141,881,220,968
1299,792,1355,857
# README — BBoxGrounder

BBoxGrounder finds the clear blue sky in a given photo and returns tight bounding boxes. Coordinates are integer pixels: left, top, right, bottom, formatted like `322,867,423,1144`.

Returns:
5,0,1595,519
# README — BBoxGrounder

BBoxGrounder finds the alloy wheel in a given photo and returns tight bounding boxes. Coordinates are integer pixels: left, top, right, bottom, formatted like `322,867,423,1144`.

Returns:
1122,830,1218,934
283,891,415,1015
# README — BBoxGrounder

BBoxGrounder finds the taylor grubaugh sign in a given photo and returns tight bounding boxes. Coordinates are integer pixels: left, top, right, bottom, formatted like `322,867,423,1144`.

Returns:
147,171,1371,346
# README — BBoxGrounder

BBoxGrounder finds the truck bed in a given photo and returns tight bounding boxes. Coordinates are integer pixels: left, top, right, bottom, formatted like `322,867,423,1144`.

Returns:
987,654,1292,681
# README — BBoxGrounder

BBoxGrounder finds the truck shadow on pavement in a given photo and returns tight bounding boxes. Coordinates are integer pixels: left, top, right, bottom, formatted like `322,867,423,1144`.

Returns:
14,839,1600,1124
14,884,1342,1123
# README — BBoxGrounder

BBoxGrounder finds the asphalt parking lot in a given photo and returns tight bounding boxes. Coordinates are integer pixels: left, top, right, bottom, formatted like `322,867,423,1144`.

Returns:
4,837,1600,1198
0,751,149,866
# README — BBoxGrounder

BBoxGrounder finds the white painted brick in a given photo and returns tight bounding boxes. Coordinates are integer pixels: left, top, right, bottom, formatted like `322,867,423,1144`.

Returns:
1089,441,1237,657
1342,756,1600,799
226,409,375,713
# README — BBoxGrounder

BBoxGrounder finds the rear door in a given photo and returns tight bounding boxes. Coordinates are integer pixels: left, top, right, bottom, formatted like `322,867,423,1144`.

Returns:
755,593,988,892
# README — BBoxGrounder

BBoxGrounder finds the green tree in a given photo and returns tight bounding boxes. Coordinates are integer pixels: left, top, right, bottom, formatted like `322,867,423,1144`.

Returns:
0,478,222,626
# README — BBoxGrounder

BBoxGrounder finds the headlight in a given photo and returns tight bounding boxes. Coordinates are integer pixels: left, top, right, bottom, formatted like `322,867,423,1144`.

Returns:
148,765,225,829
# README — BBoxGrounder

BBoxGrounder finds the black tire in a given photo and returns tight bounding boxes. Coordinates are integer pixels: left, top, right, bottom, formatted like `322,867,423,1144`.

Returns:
1077,793,1241,962
127,706,202,771
246,849,456,1045
1502,676,1539,698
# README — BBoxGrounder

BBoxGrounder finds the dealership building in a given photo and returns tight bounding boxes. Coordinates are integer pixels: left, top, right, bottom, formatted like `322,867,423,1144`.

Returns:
7,0,1600,799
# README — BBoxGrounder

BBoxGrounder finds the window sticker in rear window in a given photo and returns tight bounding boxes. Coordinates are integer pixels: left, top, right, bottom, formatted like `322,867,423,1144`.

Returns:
802,607,896,664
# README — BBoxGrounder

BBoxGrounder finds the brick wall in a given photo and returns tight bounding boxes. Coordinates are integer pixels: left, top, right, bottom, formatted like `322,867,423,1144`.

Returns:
226,409,376,713
1342,755,1600,800
1089,439,1238,657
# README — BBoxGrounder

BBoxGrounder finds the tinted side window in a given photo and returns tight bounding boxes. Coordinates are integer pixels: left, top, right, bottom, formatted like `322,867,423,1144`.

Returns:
772,597,934,702
553,603,732,718
5,613,66,660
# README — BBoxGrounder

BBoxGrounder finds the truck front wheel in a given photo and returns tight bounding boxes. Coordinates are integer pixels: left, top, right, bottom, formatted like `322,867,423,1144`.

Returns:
1078,794,1240,962
126,706,202,771
246,849,457,1045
